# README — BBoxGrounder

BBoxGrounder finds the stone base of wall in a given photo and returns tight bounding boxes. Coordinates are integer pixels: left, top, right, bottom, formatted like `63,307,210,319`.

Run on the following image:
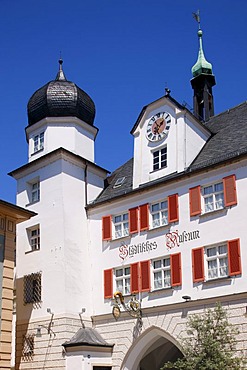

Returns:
14,295,247,370
15,315,88,370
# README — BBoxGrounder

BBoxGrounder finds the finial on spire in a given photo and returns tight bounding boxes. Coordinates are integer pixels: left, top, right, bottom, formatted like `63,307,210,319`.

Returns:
165,87,171,96
191,12,213,78
55,55,67,81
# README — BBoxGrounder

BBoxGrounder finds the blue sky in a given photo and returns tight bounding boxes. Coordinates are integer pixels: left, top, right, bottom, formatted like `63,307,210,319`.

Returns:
0,0,246,203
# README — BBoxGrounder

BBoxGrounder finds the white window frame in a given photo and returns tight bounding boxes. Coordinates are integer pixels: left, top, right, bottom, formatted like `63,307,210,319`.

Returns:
31,181,40,203
202,181,224,213
205,243,228,280
152,256,171,290
152,146,167,171
150,200,168,229
113,212,129,239
27,226,40,251
115,266,131,295
33,132,44,153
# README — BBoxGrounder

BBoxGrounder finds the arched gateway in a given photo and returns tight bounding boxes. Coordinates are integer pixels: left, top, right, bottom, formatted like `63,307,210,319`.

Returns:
121,326,183,370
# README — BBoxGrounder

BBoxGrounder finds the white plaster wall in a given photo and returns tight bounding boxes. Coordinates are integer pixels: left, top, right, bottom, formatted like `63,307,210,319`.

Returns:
27,118,97,163
89,160,247,316
15,157,101,322
66,350,112,370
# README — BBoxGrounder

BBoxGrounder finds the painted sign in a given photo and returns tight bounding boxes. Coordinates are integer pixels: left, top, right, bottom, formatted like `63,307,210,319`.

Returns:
118,229,200,261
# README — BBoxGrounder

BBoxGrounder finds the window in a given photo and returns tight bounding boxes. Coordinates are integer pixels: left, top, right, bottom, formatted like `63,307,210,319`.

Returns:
206,244,228,280
115,267,130,295
150,200,168,228
153,257,171,289
27,226,40,251
192,239,241,283
104,261,151,298
31,182,40,203
24,272,41,304
113,213,129,239
22,335,34,359
203,182,224,213
113,177,125,188
189,175,237,217
153,147,167,171
33,132,44,153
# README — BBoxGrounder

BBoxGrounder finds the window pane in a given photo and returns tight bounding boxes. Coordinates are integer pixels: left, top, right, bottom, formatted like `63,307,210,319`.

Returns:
161,210,168,225
154,260,161,269
203,185,213,195
152,203,159,212
123,213,128,221
208,259,218,279
214,182,223,192
218,245,227,255
114,215,121,223
161,201,168,209
215,193,224,209
116,269,123,277
124,267,130,275
207,247,216,257
163,258,170,267
125,278,130,294
154,271,162,289
219,258,228,277
116,280,123,292
163,270,171,287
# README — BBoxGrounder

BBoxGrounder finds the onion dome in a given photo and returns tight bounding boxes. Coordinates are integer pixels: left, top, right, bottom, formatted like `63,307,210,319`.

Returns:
27,59,95,126
191,29,213,77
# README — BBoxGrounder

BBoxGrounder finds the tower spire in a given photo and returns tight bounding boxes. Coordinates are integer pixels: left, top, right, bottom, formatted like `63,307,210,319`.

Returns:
190,12,216,122
55,57,67,81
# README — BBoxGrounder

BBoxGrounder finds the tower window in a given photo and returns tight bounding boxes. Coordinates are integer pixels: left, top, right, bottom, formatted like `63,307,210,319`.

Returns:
24,272,42,304
30,227,40,251
153,147,167,171
33,132,44,153
22,334,34,359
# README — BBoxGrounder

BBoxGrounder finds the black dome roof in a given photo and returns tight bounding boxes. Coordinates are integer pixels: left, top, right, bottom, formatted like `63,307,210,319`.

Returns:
27,60,95,126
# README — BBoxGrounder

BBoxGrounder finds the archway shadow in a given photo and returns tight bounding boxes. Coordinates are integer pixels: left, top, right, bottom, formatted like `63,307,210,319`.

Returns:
121,325,183,370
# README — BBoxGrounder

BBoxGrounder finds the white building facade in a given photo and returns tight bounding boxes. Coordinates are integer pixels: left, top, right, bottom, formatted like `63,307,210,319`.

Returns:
10,31,247,370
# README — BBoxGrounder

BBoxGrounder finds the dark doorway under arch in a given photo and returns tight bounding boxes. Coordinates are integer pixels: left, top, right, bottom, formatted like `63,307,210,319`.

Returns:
139,335,183,370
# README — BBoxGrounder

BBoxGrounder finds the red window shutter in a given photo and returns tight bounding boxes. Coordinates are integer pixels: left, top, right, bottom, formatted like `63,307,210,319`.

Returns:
104,269,113,299
140,260,150,292
102,215,112,241
131,262,139,293
168,194,179,223
223,175,237,207
189,186,201,216
171,253,182,286
129,207,139,234
228,239,241,276
192,247,204,283
139,204,149,231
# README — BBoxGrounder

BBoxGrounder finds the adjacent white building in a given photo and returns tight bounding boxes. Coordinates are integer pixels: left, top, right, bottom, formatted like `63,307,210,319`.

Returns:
10,29,247,370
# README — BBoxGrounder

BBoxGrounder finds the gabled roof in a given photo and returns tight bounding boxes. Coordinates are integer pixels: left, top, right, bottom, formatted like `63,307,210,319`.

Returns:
88,100,247,208
130,94,210,135
62,327,114,348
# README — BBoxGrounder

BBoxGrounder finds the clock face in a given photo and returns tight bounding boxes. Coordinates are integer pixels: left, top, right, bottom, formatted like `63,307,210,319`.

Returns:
146,112,171,142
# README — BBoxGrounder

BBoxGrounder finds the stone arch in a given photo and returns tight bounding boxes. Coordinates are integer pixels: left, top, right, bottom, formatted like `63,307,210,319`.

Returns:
121,325,183,370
